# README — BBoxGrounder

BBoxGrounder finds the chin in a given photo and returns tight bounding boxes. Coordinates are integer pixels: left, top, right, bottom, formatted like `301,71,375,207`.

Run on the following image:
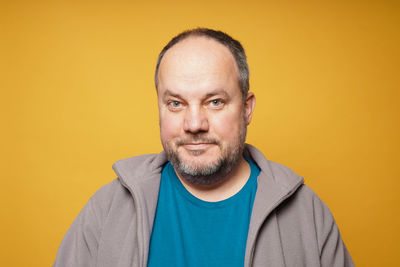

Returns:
182,157,219,170
180,148,220,163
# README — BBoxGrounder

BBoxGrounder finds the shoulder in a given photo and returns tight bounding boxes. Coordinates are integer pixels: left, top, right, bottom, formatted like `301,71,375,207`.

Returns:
88,178,128,208
278,185,354,265
277,184,339,250
279,184,334,223
112,151,168,186
265,160,304,188
80,179,131,226
84,151,167,221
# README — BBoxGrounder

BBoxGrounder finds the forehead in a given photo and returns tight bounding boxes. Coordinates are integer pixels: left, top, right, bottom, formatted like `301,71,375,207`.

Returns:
157,36,240,95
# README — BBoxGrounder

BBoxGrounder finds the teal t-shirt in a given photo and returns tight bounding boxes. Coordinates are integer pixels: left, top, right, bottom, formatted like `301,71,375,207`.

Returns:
147,158,260,267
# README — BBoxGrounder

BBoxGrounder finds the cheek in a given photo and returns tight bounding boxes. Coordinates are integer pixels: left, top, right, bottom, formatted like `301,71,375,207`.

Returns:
159,113,182,140
211,111,242,140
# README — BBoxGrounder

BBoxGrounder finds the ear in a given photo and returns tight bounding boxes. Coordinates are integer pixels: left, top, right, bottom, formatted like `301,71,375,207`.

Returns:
244,92,256,125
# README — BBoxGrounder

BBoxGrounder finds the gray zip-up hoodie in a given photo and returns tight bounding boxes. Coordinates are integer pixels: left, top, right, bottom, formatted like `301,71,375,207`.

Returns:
54,144,354,266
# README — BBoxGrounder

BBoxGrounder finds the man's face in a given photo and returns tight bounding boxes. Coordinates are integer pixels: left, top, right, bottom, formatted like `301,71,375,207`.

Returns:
157,36,255,185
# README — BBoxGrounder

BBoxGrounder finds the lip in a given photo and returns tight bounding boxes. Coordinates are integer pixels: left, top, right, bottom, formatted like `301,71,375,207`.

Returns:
182,143,214,150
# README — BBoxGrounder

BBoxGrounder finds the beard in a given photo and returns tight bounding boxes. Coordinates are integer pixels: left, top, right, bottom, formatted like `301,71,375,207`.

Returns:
162,118,247,186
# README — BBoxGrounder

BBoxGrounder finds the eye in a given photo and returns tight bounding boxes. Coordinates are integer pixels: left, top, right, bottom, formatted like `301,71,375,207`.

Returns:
167,100,183,110
209,99,224,108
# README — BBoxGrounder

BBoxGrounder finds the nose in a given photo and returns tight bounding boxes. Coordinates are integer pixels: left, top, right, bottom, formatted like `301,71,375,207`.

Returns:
183,105,209,134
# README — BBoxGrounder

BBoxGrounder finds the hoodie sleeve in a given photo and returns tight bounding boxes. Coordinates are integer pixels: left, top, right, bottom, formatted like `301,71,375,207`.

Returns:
312,193,355,267
53,199,101,267
53,180,117,267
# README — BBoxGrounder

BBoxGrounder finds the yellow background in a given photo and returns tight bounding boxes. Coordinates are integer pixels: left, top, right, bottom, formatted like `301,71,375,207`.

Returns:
1,1,399,266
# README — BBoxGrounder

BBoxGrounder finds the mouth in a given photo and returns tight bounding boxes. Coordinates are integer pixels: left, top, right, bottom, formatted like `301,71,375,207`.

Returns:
181,142,215,151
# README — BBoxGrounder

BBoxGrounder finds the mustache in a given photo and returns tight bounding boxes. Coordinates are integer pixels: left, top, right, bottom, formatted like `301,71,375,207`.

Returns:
175,136,221,146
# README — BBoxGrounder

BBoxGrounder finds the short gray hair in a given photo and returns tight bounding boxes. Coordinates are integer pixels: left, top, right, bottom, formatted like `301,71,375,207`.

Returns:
154,28,250,99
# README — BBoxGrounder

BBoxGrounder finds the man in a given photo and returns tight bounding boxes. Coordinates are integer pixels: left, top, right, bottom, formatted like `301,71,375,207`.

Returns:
54,28,354,266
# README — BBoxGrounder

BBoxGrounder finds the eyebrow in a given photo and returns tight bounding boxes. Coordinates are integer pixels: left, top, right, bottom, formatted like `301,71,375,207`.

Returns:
162,89,229,100
204,90,229,99
162,90,182,99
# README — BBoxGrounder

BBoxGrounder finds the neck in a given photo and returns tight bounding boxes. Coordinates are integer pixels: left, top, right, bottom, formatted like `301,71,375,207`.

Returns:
175,156,251,202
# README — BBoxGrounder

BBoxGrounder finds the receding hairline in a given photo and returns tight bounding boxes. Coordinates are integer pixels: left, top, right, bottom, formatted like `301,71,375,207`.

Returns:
154,28,250,100
156,35,240,83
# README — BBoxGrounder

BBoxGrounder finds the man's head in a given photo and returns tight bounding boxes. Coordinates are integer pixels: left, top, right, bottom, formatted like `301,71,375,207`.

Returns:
156,28,255,185
155,28,250,100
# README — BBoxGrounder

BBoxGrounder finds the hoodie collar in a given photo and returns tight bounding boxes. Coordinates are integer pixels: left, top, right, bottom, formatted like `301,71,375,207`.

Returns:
113,144,304,198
